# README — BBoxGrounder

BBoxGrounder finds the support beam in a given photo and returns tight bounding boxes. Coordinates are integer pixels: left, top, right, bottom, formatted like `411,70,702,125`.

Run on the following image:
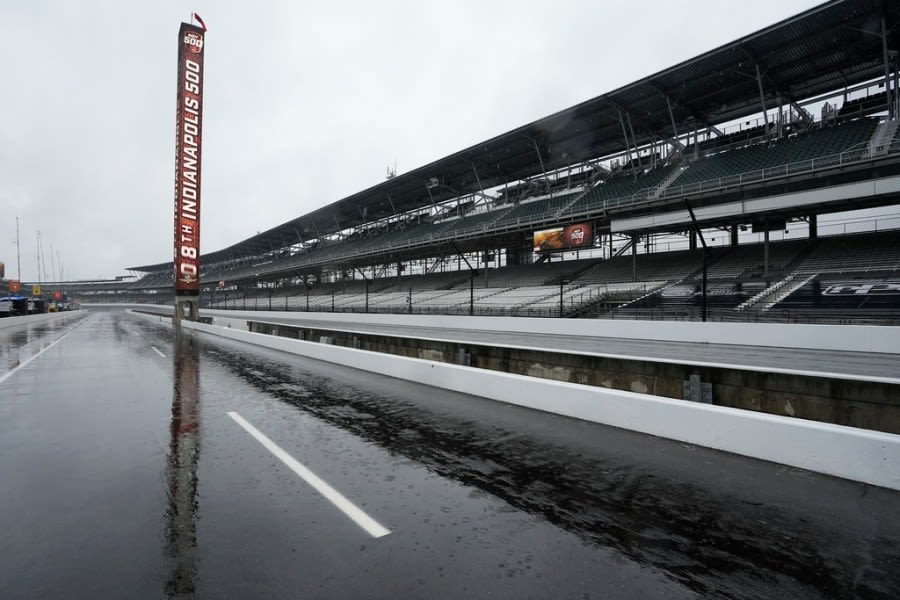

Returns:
471,162,486,199
353,267,371,314
626,113,638,158
684,200,709,323
531,137,549,184
605,97,683,152
789,99,812,126
705,123,724,137
665,96,680,144
755,63,770,137
631,234,638,282
449,240,478,316
618,110,633,165
882,16,894,120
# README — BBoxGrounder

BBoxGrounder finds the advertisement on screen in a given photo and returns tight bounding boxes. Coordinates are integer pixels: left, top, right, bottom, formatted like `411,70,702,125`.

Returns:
533,223,593,252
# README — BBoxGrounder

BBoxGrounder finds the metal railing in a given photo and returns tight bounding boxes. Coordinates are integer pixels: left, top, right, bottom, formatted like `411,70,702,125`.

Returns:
197,298,900,325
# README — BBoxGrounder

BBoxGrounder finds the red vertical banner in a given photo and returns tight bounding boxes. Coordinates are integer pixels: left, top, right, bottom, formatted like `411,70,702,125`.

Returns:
173,22,206,295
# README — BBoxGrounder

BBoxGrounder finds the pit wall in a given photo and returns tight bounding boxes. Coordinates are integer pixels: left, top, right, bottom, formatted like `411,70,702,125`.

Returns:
132,311,900,491
247,322,900,435
198,309,900,354
119,305,900,354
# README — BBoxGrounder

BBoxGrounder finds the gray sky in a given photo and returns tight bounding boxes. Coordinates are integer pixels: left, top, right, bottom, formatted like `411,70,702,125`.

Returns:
1,0,823,281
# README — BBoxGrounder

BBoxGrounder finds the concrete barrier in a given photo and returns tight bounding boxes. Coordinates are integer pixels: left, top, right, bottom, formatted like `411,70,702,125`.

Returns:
134,312,900,491
120,304,900,354
197,309,900,355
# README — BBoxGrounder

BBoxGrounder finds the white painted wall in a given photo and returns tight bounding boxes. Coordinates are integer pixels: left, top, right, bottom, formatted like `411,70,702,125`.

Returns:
133,312,900,491
197,308,900,354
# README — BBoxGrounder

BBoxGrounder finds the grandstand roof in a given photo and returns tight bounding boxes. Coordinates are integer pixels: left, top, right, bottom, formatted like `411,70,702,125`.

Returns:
132,0,900,272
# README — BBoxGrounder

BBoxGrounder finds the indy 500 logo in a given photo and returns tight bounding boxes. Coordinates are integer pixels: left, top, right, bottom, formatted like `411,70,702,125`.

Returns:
184,31,203,53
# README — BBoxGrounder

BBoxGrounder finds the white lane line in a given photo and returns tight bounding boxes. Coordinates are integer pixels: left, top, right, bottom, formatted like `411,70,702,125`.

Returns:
0,326,78,386
227,411,391,539
131,331,140,336
150,346,166,358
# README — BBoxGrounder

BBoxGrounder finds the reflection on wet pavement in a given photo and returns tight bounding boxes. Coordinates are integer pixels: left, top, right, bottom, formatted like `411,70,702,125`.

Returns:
196,339,900,600
165,332,201,597
0,317,84,375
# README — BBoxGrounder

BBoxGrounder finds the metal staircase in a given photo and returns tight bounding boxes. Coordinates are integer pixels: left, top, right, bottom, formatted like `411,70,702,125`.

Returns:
652,164,687,198
868,119,899,156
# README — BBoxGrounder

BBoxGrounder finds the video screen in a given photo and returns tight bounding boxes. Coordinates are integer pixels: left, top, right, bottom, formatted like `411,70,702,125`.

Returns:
533,222,593,252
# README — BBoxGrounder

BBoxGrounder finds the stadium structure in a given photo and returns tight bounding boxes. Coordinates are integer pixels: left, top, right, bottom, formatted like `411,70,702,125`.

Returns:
24,0,900,324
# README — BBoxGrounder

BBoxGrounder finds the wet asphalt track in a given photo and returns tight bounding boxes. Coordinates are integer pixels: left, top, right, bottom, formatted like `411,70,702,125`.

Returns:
0,309,898,599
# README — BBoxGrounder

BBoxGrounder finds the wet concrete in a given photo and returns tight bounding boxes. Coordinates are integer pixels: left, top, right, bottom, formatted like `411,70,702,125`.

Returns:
1,310,898,599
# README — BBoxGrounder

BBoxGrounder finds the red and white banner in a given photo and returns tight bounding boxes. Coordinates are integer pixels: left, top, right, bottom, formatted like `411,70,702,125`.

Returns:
173,22,206,294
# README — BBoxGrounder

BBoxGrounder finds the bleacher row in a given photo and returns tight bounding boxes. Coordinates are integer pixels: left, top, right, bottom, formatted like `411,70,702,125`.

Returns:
86,229,900,321
188,116,887,285
204,281,662,318
115,116,895,307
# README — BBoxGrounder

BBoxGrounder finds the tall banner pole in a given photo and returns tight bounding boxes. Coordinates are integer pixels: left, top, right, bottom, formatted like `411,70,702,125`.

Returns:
173,18,206,323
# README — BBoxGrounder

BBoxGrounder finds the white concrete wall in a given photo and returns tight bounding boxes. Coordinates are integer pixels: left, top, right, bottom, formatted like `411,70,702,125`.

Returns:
196,308,900,354
137,313,900,491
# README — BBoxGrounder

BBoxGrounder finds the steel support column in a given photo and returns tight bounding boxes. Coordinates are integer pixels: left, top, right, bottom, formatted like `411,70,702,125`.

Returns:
684,200,709,322
618,110,633,165
755,64,770,136
471,162,486,198
665,96,680,145
627,113,640,173
882,16,894,119
531,138,550,183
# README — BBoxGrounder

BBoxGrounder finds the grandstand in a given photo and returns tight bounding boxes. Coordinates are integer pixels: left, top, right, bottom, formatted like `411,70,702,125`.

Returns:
59,0,900,325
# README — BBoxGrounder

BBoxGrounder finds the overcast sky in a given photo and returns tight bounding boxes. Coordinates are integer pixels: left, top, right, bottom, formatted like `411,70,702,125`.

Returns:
1,0,823,281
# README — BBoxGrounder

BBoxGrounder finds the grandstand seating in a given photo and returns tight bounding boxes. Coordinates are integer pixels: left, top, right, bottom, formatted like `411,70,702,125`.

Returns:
491,191,581,230
838,91,888,120
704,239,808,279
573,248,703,284
468,260,597,288
189,118,885,288
98,228,900,325
670,118,878,192
697,123,768,154
561,163,679,216
794,230,900,274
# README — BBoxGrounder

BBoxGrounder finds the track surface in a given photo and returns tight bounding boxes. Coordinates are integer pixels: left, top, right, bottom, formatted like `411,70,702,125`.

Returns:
1,310,898,599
